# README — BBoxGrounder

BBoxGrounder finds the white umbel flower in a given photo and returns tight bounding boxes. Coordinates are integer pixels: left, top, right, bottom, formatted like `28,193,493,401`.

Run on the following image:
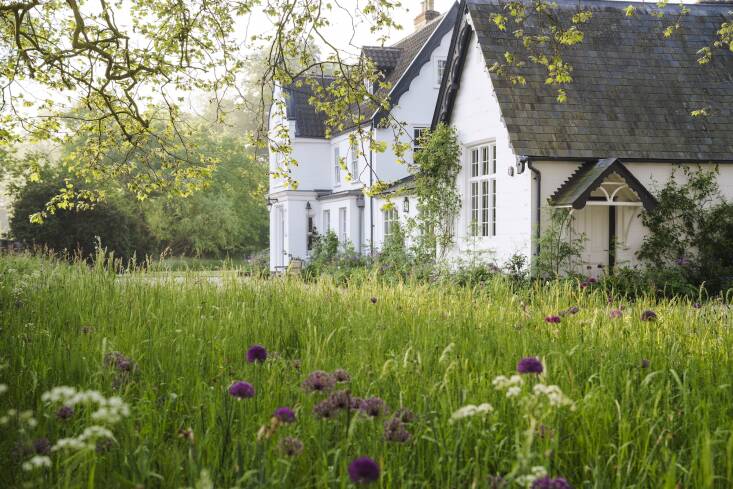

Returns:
450,403,493,422
21,455,52,472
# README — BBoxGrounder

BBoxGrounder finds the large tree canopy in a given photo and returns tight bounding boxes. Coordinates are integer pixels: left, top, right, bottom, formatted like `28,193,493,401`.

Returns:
1,0,731,210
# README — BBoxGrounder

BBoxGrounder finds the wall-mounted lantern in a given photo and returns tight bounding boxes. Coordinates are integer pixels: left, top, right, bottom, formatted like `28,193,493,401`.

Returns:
402,197,410,214
266,197,278,210
305,201,312,211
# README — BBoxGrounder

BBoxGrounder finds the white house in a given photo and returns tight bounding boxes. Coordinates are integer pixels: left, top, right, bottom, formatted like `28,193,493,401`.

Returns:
269,0,733,275
392,0,733,275
268,1,459,270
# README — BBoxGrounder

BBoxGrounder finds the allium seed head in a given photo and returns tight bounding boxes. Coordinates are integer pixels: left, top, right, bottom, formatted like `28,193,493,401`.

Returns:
383,417,411,442
361,397,387,417
32,438,51,456
641,310,657,321
302,371,336,393
278,436,304,457
332,368,351,383
544,315,561,324
532,476,572,489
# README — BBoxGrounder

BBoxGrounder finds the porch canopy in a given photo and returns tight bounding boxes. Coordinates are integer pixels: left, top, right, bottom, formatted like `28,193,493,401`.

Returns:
549,158,657,211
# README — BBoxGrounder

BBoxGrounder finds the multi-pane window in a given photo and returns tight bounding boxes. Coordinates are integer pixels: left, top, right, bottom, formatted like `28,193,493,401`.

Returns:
338,207,347,242
333,147,341,185
323,209,331,233
436,58,447,84
350,143,359,182
383,208,399,240
469,143,497,237
413,127,428,154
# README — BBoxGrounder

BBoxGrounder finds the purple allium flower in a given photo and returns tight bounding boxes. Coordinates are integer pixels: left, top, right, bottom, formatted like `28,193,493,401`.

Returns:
56,405,74,421
246,344,267,363
370,297,378,304
274,407,296,423
302,371,336,393
640,359,650,369
568,306,579,315
360,397,387,417
383,417,411,442
228,381,255,399
348,456,380,484
333,368,351,383
544,315,561,324
517,356,543,375
32,438,51,455
610,308,623,319
693,302,702,309
279,436,304,457
641,310,657,321
532,476,572,489
313,399,337,419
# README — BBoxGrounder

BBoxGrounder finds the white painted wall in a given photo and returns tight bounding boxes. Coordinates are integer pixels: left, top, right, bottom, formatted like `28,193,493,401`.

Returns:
444,24,533,267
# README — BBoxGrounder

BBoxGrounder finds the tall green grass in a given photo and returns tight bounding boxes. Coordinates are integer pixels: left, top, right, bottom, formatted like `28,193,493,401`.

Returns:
1,255,732,488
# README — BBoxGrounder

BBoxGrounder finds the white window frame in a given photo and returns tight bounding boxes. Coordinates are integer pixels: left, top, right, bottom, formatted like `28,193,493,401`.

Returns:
383,208,399,241
435,57,447,87
333,147,341,186
413,127,428,154
338,207,347,242
323,209,331,233
350,142,359,182
468,142,497,238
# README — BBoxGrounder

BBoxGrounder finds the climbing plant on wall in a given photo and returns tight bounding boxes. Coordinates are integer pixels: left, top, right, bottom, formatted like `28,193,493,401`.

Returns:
410,123,462,261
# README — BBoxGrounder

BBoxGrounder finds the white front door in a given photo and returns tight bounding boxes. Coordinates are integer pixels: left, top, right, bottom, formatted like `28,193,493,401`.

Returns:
575,206,609,275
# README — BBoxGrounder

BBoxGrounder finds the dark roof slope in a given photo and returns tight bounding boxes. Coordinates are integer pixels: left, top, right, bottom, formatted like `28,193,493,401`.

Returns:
283,76,334,138
465,0,733,161
362,46,402,75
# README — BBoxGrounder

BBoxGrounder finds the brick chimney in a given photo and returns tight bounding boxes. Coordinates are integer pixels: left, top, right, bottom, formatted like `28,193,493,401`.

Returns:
414,0,440,31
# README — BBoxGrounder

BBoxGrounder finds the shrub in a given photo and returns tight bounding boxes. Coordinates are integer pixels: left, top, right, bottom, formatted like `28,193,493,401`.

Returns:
10,177,156,263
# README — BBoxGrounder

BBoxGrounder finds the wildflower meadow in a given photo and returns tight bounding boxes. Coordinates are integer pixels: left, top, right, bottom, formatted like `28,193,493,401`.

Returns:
2,255,733,488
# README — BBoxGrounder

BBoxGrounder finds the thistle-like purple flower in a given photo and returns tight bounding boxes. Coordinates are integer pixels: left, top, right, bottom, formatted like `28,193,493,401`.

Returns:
328,390,353,410
693,302,702,309
610,308,623,319
348,456,380,484
567,306,579,315
532,476,572,489
517,357,543,375
56,405,74,421
640,359,650,369
641,310,657,321
360,397,387,417
279,436,304,457
393,408,416,423
544,315,561,324
104,351,136,373
246,344,267,363
302,371,336,393
274,407,296,423
228,381,255,399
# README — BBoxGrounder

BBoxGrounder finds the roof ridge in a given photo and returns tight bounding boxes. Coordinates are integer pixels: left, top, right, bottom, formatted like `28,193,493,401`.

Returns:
389,11,446,49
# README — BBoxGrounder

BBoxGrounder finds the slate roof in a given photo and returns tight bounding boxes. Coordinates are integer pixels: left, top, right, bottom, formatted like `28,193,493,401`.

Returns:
550,158,658,210
283,76,334,138
465,0,733,161
362,46,402,75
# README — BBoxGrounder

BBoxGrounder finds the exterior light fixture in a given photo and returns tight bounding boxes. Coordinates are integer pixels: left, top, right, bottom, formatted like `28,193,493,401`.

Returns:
266,197,278,210
305,201,312,211
403,197,410,213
